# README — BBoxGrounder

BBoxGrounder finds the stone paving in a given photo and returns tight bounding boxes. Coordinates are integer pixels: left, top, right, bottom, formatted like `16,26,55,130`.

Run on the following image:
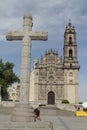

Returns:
0,107,87,130
41,115,87,130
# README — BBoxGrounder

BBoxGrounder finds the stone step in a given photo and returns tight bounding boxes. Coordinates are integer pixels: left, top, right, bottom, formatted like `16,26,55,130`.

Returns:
39,105,58,116
0,121,52,130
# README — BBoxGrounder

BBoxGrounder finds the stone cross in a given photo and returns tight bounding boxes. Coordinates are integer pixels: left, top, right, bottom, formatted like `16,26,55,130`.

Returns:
6,14,48,105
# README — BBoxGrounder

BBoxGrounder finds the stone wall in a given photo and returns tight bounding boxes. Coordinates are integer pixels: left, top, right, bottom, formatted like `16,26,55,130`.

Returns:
57,104,76,111
0,101,15,107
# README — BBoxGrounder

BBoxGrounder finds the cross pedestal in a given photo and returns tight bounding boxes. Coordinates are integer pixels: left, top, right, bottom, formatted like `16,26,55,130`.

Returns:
6,13,48,122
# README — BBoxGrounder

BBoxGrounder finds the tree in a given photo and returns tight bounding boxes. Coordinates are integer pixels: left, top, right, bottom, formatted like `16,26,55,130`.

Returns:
0,59,20,100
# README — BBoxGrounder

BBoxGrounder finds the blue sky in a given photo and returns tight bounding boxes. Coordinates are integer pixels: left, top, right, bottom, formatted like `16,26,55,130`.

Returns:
0,0,87,102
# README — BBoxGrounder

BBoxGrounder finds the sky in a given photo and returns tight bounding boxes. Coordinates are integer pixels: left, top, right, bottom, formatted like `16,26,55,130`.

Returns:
0,0,87,102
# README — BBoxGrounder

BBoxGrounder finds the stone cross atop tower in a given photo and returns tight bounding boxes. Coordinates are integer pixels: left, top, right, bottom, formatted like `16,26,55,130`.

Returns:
6,13,48,122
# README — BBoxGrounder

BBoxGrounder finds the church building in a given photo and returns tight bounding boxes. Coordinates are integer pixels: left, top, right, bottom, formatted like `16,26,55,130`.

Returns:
30,21,80,105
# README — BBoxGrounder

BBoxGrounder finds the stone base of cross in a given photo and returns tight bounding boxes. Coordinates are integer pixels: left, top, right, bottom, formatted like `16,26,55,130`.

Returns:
6,13,48,122
11,104,34,122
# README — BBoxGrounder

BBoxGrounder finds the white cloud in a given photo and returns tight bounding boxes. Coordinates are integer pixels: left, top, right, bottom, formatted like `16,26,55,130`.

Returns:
0,17,22,31
0,0,16,17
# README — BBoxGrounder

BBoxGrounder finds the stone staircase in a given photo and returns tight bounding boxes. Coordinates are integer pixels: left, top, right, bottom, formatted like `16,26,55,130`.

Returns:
39,105,58,116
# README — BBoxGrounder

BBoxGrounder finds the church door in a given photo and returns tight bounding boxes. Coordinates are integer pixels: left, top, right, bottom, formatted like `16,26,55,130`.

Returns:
48,91,55,104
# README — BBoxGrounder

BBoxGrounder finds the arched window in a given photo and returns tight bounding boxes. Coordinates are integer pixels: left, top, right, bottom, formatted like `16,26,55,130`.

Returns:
69,49,73,59
69,36,72,45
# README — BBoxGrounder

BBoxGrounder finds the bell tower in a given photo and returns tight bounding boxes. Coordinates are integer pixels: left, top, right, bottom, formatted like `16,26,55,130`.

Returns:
63,20,80,103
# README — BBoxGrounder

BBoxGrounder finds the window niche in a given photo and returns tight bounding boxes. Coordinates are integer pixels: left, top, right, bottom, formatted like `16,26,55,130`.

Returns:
69,80,73,84
69,49,73,59
69,36,72,45
69,72,73,77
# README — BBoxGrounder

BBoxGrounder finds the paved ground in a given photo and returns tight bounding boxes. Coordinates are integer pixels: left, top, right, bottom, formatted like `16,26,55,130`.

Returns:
0,106,87,130
42,116,87,130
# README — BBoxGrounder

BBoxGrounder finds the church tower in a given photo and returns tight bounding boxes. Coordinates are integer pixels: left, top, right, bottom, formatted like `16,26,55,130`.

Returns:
63,20,79,103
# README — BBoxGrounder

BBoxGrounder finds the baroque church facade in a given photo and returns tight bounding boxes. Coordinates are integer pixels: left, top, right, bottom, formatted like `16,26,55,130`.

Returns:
30,21,80,105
